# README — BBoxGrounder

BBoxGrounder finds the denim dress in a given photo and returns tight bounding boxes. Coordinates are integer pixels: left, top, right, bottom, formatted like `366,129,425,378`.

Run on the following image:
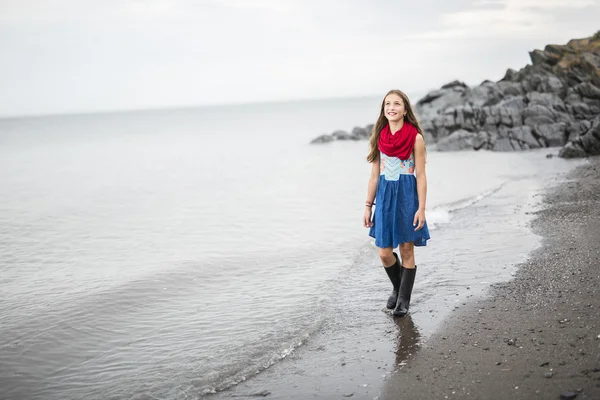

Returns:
369,151,430,248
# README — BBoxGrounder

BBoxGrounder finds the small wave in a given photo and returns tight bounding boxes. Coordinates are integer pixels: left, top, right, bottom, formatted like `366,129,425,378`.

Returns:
427,183,506,229
425,208,450,229
200,320,324,397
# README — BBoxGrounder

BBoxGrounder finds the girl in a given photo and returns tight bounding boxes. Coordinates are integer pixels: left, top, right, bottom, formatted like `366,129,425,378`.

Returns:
363,89,430,317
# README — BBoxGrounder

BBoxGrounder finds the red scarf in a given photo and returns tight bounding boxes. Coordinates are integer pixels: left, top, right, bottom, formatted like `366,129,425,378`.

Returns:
378,122,418,160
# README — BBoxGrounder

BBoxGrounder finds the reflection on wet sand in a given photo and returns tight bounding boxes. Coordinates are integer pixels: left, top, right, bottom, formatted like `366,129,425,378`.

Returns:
392,315,421,367
380,315,422,399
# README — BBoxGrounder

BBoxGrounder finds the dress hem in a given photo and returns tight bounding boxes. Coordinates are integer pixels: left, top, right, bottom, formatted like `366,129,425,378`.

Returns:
368,232,429,248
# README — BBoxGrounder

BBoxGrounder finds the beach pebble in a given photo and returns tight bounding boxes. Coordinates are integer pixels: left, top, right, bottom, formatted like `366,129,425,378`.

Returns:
343,393,354,397
544,371,553,378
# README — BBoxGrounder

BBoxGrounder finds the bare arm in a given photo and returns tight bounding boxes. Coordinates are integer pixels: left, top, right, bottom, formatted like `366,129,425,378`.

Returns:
363,155,380,228
366,154,380,204
413,135,427,230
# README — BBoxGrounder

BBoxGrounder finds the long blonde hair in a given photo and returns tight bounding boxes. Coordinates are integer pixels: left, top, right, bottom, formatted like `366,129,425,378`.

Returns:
366,89,424,163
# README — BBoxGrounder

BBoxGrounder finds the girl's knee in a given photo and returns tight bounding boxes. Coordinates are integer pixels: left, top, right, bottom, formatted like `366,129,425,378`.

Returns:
379,250,394,260
378,248,393,258
399,243,414,259
378,248,395,266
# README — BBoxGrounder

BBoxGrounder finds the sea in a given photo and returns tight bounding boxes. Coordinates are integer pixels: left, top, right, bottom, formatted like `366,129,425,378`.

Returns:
0,97,584,399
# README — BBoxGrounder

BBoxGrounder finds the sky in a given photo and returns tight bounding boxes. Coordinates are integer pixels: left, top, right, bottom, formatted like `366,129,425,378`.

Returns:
0,0,599,117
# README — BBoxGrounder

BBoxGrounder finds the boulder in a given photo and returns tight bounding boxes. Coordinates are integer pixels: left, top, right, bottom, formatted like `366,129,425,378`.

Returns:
441,80,468,89
510,126,542,148
310,134,335,144
331,130,352,140
309,125,374,144
351,126,370,140
533,122,568,147
522,104,557,126
493,137,515,152
573,81,600,99
560,116,600,157
497,81,524,96
435,129,477,151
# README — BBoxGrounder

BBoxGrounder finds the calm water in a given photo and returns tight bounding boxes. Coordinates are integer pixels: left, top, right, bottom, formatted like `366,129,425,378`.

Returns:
0,98,582,399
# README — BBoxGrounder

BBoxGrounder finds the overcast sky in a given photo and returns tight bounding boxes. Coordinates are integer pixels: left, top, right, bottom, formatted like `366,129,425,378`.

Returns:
0,0,599,117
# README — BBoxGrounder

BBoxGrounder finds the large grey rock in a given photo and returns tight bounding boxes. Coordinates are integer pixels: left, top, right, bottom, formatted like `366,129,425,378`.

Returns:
526,92,566,110
566,119,592,141
539,75,565,94
309,125,374,144
310,134,335,144
568,102,595,119
522,104,557,125
559,141,588,158
416,84,468,125
469,81,505,107
510,126,542,148
472,131,491,150
559,116,600,157
331,130,353,140
441,80,468,89
492,137,515,152
573,81,600,99
580,52,600,87
435,129,477,151
579,117,600,155
497,81,525,97
351,126,370,140
530,49,554,65
501,95,527,112
533,122,568,146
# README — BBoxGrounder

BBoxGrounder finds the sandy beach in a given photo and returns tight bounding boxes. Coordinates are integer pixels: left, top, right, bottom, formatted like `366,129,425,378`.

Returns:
382,156,600,400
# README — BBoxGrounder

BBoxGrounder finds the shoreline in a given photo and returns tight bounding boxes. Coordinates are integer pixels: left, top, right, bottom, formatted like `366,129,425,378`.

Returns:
381,156,600,399
209,153,593,400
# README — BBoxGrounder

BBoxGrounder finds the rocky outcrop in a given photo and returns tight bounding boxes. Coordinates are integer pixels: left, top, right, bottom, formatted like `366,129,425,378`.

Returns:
310,32,600,158
310,125,373,144
415,33,600,157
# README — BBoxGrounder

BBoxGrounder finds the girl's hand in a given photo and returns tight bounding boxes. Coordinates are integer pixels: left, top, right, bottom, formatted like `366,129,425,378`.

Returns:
413,209,426,231
363,207,374,228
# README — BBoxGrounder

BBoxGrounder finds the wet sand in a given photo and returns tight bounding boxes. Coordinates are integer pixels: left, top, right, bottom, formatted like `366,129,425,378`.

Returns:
211,156,598,400
382,157,600,399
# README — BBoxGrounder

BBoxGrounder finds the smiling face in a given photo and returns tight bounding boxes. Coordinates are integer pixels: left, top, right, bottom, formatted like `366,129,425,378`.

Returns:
384,94,406,124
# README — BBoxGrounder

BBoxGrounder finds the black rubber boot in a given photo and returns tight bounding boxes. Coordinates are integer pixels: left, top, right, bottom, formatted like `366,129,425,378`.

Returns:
393,266,417,317
384,253,402,309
